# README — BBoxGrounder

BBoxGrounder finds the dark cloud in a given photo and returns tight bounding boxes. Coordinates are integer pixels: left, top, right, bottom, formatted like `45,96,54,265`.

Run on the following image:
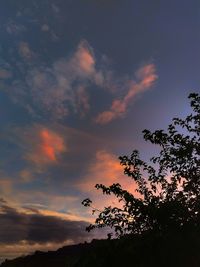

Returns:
0,201,98,245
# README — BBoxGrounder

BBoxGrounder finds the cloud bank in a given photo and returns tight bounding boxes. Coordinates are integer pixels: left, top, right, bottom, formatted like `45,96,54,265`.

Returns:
0,199,102,245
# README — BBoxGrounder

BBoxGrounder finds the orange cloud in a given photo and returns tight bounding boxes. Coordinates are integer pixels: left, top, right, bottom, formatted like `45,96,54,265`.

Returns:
96,64,158,124
27,128,66,165
40,129,61,161
78,150,139,210
78,150,122,191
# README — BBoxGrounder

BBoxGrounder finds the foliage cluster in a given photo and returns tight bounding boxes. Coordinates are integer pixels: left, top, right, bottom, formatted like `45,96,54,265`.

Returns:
83,93,200,237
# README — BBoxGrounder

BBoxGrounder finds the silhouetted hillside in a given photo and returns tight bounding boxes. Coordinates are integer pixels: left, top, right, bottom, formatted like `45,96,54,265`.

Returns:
2,228,200,267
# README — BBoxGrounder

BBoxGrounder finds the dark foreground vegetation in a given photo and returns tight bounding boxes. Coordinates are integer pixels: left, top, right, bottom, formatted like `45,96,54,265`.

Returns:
2,229,200,267
2,93,200,267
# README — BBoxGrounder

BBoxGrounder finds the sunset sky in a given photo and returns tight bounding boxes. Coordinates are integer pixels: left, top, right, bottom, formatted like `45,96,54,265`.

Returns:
0,0,199,262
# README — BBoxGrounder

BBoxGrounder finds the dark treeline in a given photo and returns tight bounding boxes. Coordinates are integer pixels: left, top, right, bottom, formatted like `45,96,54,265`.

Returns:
2,230,200,267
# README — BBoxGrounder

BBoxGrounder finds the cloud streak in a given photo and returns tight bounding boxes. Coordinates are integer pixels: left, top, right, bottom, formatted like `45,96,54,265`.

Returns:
95,64,158,124
0,200,102,246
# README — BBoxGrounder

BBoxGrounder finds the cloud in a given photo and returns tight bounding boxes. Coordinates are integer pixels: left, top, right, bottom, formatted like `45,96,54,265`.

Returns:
19,169,34,183
0,179,13,197
11,40,107,120
18,42,34,60
0,178,86,223
6,40,157,123
3,122,109,184
31,205,81,220
26,127,66,166
0,200,102,246
6,20,26,35
95,64,158,124
0,198,7,204
0,69,12,79
51,3,60,13
4,124,66,170
39,128,65,161
73,40,95,76
78,150,139,210
78,150,123,191
41,24,49,32
76,86,90,116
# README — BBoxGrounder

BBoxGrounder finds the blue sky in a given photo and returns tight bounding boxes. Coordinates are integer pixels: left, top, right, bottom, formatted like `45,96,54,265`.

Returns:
0,0,199,261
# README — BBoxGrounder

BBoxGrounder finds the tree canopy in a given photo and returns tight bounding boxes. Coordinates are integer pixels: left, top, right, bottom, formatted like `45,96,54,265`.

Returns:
82,93,200,237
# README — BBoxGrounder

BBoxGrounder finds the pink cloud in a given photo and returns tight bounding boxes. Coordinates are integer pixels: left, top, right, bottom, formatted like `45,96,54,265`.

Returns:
74,41,95,75
96,64,158,124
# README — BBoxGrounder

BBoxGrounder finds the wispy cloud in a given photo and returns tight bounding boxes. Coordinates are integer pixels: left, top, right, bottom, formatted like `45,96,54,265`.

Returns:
12,40,108,119
95,64,158,124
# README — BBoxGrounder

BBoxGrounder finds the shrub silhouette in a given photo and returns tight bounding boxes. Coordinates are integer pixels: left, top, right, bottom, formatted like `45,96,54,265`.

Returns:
82,93,200,238
2,93,200,267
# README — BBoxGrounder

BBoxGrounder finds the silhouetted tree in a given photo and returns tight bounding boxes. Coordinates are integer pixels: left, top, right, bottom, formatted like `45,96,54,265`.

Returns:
82,93,200,238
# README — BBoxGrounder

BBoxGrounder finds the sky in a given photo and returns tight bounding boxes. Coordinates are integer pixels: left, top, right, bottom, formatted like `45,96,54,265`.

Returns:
0,0,200,262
